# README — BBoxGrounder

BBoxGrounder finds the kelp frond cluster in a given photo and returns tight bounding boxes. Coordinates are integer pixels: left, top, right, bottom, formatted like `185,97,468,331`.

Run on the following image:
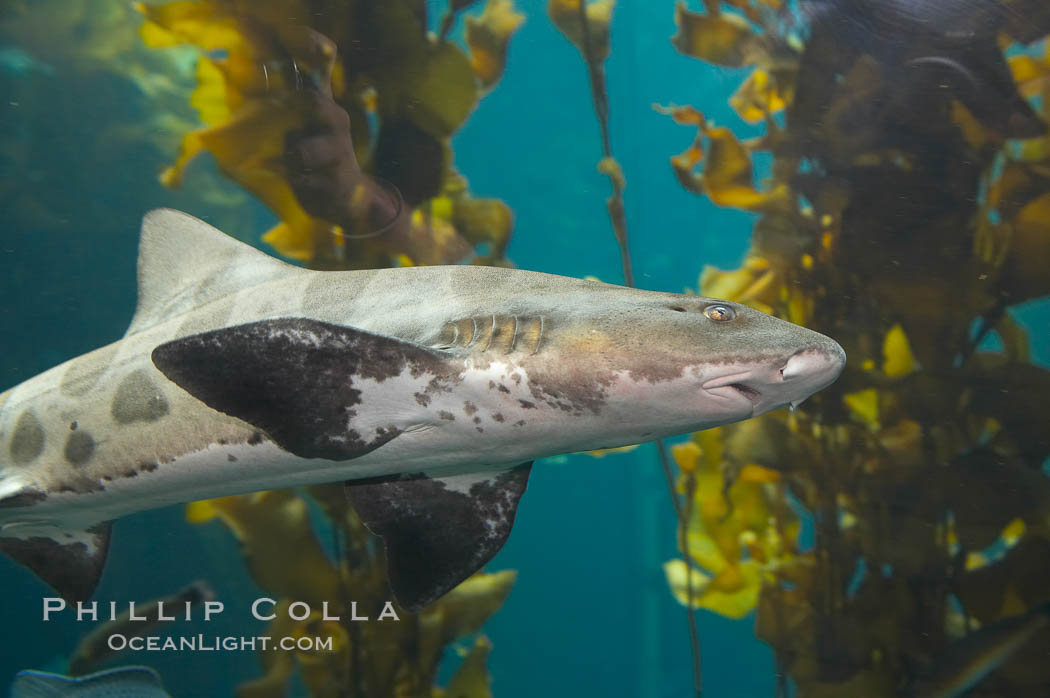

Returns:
138,0,523,270
661,0,1050,695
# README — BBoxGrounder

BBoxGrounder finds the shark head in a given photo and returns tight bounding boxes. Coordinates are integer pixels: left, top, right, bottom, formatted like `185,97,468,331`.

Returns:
677,299,846,418
493,283,847,441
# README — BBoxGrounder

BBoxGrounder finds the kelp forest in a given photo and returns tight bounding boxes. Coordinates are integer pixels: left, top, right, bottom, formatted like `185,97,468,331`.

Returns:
3,0,1050,696
661,1,1050,696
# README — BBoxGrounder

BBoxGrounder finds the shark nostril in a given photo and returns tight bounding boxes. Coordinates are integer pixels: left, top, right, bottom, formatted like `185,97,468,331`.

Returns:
781,352,814,380
782,349,840,380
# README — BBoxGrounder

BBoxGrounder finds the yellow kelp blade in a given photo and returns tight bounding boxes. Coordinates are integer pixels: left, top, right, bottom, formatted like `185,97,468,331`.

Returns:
882,324,918,378
702,126,788,210
466,0,526,89
1002,192,1050,302
664,558,762,619
186,491,340,603
442,636,494,698
672,3,759,68
136,1,246,53
377,41,480,138
548,0,615,61
418,570,516,659
843,388,879,430
730,68,788,123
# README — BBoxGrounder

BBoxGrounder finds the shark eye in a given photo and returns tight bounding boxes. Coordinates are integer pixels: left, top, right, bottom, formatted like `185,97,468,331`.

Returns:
703,304,735,322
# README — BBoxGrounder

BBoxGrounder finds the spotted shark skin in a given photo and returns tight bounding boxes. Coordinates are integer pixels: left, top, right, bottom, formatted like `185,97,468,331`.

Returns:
0,210,846,610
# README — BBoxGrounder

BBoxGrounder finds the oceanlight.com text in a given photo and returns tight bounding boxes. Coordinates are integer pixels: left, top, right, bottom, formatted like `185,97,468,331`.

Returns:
107,633,335,653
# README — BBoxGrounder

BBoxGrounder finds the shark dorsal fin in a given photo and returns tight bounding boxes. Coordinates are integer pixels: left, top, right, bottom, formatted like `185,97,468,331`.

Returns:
126,209,298,336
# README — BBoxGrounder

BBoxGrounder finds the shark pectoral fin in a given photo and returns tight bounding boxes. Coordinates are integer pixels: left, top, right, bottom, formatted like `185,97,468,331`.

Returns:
0,522,111,602
345,464,532,612
152,318,459,461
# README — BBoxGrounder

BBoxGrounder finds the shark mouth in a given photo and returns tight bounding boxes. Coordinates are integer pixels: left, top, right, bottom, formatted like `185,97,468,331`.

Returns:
726,382,762,406
702,347,846,416
702,371,765,410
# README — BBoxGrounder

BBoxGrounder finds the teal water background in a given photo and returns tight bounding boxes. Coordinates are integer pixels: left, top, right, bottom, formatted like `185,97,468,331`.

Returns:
5,1,1048,696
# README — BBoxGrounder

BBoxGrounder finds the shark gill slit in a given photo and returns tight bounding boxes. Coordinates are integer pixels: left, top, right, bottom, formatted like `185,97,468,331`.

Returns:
532,316,545,355
464,317,479,347
508,315,520,353
480,315,497,352
441,321,459,348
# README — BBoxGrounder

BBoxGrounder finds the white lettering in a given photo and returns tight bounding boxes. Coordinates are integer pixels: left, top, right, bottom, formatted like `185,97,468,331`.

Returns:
377,602,400,621
321,601,339,621
156,601,174,622
76,601,97,622
349,601,368,621
107,633,127,650
288,601,310,621
42,598,65,621
128,602,146,622
203,600,224,621
251,597,276,621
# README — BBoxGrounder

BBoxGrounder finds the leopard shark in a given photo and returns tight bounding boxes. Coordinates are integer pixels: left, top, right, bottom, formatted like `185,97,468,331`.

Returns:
0,209,846,610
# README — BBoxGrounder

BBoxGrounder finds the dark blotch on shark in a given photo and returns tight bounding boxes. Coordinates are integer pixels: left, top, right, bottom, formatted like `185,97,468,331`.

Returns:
9,412,44,465
111,369,169,424
64,431,95,466
151,318,455,461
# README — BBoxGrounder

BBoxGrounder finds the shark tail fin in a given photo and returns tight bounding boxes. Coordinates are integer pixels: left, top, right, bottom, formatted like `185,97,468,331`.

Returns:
0,522,111,602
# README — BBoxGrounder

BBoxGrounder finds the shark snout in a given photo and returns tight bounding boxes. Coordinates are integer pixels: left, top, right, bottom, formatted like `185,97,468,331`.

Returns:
702,341,846,417
761,343,846,413
781,344,846,383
